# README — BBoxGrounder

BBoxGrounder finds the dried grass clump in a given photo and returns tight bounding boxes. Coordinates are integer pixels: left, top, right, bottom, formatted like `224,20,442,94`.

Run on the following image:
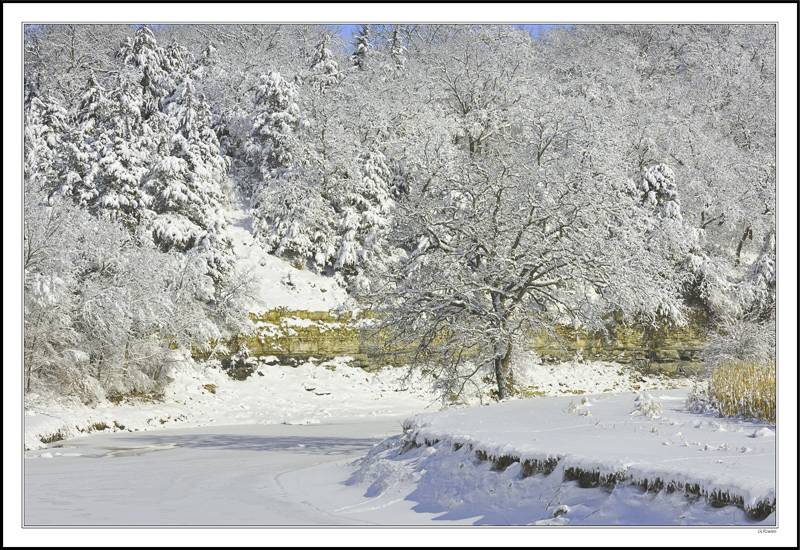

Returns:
707,359,776,424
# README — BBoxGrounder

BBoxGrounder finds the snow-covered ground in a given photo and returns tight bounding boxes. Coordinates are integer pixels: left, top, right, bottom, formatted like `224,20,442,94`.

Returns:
356,391,776,526
22,354,694,452
21,354,781,532
18,355,791,547
225,195,351,312
23,355,432,451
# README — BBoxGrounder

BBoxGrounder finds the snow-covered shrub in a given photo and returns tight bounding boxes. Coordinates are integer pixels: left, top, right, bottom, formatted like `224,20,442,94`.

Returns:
702,316,775,368
23,179,225,403
231,342,255,367
632,392,662,419
638,164,681,221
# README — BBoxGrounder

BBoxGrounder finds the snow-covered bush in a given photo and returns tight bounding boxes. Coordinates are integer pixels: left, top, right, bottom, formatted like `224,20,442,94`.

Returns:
702,316,775,368
23,178,235,403
632,392,662,419
639,164,681,221
231,342,256,367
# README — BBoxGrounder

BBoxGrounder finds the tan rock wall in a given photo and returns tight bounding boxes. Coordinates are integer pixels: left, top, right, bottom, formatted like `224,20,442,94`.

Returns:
196,309,711,374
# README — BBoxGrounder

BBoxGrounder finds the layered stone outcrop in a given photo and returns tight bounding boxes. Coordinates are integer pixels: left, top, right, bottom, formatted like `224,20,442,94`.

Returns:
526,312,711,376
196,308,711,376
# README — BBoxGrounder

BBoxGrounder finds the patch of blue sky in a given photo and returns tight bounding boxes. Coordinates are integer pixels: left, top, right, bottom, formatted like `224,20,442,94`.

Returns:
335,23,554,40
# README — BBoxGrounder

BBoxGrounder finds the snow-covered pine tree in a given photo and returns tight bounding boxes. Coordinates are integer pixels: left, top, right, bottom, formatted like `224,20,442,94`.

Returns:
57,119,99,208
351,25,374,71
192,42,222,96
190,41,239,164
196,42,220,73
628,163,703,325
248,71,304,181
116,25,170,123
333,149,394,292
248,70,335,270
24,94,69,195
163,37,195,91
638,163,682,221
75,71,108,144
146,75,230,254
389,26,407,72
57,72,113,210
307,34,341,91
255,171,338,272
92,76,152,230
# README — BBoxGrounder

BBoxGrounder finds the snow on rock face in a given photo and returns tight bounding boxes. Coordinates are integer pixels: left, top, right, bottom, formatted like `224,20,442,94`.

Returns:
224,195,350,312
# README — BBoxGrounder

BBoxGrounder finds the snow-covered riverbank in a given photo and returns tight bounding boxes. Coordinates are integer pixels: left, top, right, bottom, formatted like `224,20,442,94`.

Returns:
354,390,776,525
13,355,796,550
23,354,693,451
22,356,782,524
21,390,777,527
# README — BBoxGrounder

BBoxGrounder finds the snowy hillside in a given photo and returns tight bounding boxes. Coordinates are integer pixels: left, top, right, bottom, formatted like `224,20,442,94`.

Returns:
224,194,350,313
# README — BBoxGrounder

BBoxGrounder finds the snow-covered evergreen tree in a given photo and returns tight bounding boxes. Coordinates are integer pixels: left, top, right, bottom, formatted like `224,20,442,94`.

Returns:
255,171,338,271
351,25,374,71
145,75,230,253
56,121,99,207
24,95,69,195
638,163,682,221
116,25,170,122
90,77,151,230
248,70,328,267
389,26,407,72
57,72,115,209
248,71,305,180
163,37,195,91
193,42,220,84
333,149,394,291
75,71,108,143
308,35,340,90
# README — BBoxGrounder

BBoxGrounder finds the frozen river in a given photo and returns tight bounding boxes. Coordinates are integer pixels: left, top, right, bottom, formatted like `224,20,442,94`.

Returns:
20,411,787,548
24,417,447,526
24,419,418,526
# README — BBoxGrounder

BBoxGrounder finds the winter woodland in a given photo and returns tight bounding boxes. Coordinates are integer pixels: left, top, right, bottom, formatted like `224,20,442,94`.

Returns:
24,24,776,404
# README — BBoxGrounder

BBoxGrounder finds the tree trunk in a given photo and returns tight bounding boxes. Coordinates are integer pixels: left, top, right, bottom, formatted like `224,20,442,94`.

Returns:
735,226,753,266
493,341,514,400
25,335,37,393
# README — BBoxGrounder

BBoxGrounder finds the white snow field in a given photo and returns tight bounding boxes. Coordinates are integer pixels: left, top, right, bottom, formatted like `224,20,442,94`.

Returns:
22,356,781,533
357,391,776,526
